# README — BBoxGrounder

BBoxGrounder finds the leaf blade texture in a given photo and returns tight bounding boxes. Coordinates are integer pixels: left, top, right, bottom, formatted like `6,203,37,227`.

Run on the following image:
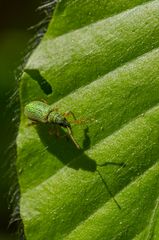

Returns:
18,0,159,239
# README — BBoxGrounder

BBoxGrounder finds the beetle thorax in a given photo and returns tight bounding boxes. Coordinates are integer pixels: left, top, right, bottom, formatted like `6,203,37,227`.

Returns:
48,111,70,128
48,112,60,123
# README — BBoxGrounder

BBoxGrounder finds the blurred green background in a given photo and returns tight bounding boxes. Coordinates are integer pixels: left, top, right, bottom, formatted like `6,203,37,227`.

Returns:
0,0,45,239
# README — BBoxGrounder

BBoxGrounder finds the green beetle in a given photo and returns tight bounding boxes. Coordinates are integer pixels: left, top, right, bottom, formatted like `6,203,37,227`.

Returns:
24,100,80,149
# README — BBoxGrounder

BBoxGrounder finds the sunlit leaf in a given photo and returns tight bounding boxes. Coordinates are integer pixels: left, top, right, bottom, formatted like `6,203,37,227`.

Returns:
17,0,159,239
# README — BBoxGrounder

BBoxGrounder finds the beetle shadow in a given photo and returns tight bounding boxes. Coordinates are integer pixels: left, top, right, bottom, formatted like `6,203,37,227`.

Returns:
36,123,125,209
36,124,97,171
36,124,125,172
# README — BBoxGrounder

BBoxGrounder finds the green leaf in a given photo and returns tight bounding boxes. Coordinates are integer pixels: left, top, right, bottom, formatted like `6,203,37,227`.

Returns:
18,0,159,239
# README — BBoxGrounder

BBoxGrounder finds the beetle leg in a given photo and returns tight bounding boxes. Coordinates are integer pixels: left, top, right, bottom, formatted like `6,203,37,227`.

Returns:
49,126,69,140
66,126,80,149
63,111,76,120
70,119,86,125
54,125,61,138
63,111,90,125
48,125,60,137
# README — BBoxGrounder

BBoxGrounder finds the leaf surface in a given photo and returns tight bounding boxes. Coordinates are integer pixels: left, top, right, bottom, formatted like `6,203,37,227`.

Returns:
18,0,159,239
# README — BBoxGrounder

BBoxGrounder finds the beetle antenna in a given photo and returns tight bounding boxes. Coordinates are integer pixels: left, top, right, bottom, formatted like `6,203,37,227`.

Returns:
66,126,80,149
96,168,121,209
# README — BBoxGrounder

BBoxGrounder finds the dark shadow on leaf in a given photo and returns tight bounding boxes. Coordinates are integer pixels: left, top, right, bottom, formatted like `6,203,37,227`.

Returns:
83,126,91,150
36,123,125,171
36,123,125,208
25,69,52,95
36,124,98,171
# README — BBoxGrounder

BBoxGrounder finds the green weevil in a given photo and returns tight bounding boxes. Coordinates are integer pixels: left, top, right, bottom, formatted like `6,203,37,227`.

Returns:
24,100,80,149
24,101,125,209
